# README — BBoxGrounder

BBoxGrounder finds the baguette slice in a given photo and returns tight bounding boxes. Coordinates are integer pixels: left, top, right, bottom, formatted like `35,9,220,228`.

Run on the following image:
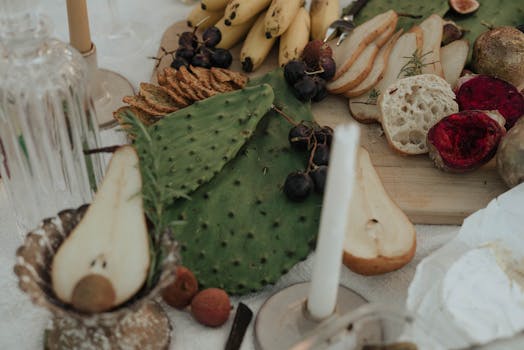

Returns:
374,19,398,47
327,43,379,93
344,30,402,98
332,10,398,80
440,39,469,88
378,74,458,155
419,14,444,76
343,147,416,276
349,32,419,123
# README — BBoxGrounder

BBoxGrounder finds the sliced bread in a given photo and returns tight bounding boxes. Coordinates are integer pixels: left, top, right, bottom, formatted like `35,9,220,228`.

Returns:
344,30,402,98
349,31,419,123
331,10,398,80
327,43,379,94
378,74,458,155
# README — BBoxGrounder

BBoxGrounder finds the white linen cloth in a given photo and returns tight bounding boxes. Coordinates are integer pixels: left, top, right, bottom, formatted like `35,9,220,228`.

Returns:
0,1,458,348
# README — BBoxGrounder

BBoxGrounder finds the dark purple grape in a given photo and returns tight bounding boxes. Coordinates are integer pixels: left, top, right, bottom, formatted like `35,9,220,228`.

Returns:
171,57,188,69
315,126,334,146
283,171,313,202
310,165,328,193
179,31,198,49
191,53,211,68
312,77,327,102
203,27,222,48
288,124,312,151
312,143,330,166
211,48,233,68
517,24,524,33
319,56,336,81
175,47,195,60
293,76,317,101
284,60,307,85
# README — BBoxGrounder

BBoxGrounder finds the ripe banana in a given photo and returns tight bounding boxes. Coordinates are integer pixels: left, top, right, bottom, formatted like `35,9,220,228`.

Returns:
201,0,230,12
279,7,310,66
264,0,303,38
240,11,277,72
187,5,223,29
310,0,340,41
224,0,272,26
215,15,257,50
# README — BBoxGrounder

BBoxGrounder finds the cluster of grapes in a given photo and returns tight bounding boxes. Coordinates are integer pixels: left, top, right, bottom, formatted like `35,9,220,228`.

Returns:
283,40,336,103
283,123,334,202
172,27,233,69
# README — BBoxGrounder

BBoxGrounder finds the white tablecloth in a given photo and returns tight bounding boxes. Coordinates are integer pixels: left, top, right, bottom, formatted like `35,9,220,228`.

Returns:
0,1,459,349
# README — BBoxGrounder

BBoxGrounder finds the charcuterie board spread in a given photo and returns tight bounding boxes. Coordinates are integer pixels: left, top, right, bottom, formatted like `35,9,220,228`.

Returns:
150,21,509,225
21,1,524,342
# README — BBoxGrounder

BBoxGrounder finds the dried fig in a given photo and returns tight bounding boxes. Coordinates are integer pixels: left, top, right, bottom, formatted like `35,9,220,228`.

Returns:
456,75,524,129
428,110,506,172
449,0,479,14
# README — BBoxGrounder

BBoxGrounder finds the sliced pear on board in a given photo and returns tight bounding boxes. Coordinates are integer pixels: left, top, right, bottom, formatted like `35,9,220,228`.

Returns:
343,148,416,275
440,39,469,88
52,146,150,312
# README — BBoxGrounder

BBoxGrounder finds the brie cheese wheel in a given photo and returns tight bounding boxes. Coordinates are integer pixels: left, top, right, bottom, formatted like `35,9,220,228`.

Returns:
441,245,524,344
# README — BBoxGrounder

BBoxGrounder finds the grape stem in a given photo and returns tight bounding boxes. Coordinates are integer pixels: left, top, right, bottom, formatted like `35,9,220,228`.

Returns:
305,67,324,75
306,135,318,173
271,105,299,126
83,145,122,155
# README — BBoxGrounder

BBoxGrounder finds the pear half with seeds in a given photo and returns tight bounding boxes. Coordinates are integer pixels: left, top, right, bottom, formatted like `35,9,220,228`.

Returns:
343,148,416,276
52,146,150,312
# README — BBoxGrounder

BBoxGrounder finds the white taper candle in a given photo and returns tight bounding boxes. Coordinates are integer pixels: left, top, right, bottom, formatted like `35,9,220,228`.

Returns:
307,123,360,320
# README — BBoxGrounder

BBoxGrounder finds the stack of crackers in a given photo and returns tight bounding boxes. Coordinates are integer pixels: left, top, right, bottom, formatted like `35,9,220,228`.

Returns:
114,65,248,125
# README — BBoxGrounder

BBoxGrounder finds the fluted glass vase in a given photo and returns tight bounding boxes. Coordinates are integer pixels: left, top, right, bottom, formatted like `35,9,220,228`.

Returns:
0,0,104,234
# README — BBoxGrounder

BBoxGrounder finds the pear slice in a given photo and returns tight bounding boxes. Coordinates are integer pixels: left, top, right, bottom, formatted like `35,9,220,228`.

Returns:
52,146,150,311
343,148,416,275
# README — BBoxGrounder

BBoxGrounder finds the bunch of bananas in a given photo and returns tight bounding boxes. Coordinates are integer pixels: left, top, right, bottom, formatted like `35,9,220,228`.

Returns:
187,0,340,71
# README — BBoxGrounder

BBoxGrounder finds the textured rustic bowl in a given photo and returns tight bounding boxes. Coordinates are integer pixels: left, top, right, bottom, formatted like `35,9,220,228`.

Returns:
14,205,179,350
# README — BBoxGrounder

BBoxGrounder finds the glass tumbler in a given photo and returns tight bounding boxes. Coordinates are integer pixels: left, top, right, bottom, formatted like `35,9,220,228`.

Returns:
0,0,105,234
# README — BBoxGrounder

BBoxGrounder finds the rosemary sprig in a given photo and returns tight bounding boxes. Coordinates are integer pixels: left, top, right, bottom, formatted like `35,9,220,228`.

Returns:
122,112,186,288
367,88,380,105
398,50,437,78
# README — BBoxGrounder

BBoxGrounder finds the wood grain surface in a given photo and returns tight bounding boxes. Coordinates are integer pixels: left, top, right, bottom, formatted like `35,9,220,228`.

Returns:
151,21,507,225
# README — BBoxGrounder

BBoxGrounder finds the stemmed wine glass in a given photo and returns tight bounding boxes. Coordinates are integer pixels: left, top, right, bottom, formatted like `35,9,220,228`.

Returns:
91,0,153,59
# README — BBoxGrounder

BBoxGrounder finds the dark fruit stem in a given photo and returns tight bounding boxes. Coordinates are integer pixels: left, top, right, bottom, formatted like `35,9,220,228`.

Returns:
83,145,121,155
271,105,299,126
397,12,423,19
306,136,318,173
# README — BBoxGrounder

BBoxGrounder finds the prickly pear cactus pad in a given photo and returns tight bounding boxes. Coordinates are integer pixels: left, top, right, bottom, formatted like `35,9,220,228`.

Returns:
166,69,322,295
445,0,523,47
355,0,523,48
354,0,449,31
123,84,274,207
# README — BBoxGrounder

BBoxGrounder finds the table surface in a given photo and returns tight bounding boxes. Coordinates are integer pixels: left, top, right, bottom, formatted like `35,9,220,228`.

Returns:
0,1,459,349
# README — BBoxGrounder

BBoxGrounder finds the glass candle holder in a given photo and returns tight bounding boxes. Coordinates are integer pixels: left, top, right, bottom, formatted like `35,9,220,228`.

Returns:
0,0,105,234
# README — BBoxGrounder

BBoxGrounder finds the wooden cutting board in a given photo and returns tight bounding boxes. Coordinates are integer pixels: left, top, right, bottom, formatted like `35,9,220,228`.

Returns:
150,21,507,225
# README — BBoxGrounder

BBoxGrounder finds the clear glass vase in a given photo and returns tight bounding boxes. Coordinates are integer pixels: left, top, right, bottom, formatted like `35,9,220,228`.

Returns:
0,0,105,234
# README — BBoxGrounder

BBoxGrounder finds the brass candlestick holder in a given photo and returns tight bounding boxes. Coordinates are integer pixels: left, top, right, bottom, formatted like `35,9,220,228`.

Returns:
14,205,179,350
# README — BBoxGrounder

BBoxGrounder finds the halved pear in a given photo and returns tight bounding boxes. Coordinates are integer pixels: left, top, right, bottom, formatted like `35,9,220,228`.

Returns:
343,148,416,275
52,146,150,311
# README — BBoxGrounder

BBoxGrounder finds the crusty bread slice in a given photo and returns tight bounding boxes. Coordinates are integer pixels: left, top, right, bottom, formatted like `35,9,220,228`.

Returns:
344,30,402,98
374,18,398,47
349,32,419,123
331,10,398,80
343,147,416,276
419,14,444,77
407,25,423,50
378,74,458,155
440,39,469,88
327,43,379,93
